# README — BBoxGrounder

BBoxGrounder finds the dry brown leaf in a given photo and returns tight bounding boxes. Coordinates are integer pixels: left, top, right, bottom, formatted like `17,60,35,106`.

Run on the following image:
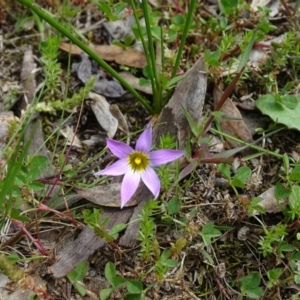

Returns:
213,86,253,148
110,104,129,135
60,43,147,69
89,92,118,138
119,71,153,94
75,184,138,207
253,186,289,215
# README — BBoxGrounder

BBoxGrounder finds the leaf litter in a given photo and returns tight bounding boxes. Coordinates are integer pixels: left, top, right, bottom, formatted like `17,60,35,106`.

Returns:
2,1,300,299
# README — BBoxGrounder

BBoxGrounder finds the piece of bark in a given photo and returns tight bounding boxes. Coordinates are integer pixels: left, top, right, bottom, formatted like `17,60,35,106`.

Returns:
50,208,133,278
119,57,208,247
213,86,253,149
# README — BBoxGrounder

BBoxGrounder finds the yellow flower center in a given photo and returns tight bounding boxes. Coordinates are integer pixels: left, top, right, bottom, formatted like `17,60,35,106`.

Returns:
127,151,150,172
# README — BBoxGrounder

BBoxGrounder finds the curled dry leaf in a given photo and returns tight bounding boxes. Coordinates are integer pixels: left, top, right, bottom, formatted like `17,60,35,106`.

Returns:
110,104,129,135
60,42,147,69
60,126,83,148
75,184,138,207
89,92,118,138
213,86,253,149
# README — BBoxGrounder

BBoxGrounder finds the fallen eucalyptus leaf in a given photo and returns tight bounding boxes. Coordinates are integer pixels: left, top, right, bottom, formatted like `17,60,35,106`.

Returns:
89,92,118,138
61,43,147,69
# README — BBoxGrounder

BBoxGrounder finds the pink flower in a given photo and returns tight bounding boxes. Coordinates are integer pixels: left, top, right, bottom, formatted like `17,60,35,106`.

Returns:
95,124,185,208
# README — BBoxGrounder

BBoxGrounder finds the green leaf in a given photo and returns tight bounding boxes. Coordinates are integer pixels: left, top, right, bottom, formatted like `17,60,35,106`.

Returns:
166,75,184,89
8,253,20,262
109,223,127,237
100,288,114,300
167,29,177,42
105,262,116,286
219,0,238,15
167,197,181,215
204,49,220,66
278,243,295,252
67,261,89,283
126,280,143,294
289,185,300,213
247,197,264,216
240,272,263,299
282,153,290,174
211,111,242,120
161,259,177,267
218,163,231,180
238,30,256,72
181,104,203,137
10,209,31,222
256,94,300,130
274,182,291,200
281,95,298,109
139,78,151,87
200,222,222,247
28,182,45,191
26,156,48,181
125,294,142,300
268,268,282,281
112,275,126,288
27,156,48,181
232,166,251,188
295,274,300,284
74,282,86,296
171,14,185,26
151,26,162,41
290,166,300,181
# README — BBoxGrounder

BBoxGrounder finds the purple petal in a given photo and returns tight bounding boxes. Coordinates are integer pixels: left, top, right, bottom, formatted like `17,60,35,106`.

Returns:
149,149,185,167
135,123,152,153
95,158,129,176
107,139,133,159
121,170,141,208
141,167,160,198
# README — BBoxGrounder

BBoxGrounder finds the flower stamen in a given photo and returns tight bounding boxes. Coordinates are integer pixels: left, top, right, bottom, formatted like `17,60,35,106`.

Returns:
128,151,150,172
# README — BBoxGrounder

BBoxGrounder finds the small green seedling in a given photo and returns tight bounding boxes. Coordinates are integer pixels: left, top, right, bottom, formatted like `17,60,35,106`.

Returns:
239,272,264,299
100,262,143,300
67,261,89,296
